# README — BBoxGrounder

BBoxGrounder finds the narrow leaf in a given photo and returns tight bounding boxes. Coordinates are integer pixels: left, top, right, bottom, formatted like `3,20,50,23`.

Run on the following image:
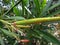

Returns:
34,30,60,45
0,36,5,45
4,16,25,20
0,28,19,39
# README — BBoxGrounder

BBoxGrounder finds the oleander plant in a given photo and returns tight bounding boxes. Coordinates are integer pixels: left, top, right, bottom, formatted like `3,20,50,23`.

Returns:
0,0,60,45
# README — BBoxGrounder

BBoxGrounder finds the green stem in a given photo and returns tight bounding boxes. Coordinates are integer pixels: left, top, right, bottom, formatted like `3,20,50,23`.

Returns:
14,17,60,25
22,0,25,16
0,19,11,25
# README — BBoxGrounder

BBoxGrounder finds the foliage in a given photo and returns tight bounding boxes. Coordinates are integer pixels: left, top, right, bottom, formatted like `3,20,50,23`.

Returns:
0,0,60,45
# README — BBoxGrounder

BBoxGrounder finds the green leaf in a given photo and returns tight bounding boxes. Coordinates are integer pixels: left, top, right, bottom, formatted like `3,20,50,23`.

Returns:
33,30,60,45
24,6,32,15
3,0,22,15
41,0,47,9
0,22,4,28
0,36,5,45
0,28,19,38
11,0,21,16
41,0,52,16
13,7,21,16
47,9,60,17
34,0,41,17
3,0,10,4
4,16,25,20
22,0,29,6
48,2,60,11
